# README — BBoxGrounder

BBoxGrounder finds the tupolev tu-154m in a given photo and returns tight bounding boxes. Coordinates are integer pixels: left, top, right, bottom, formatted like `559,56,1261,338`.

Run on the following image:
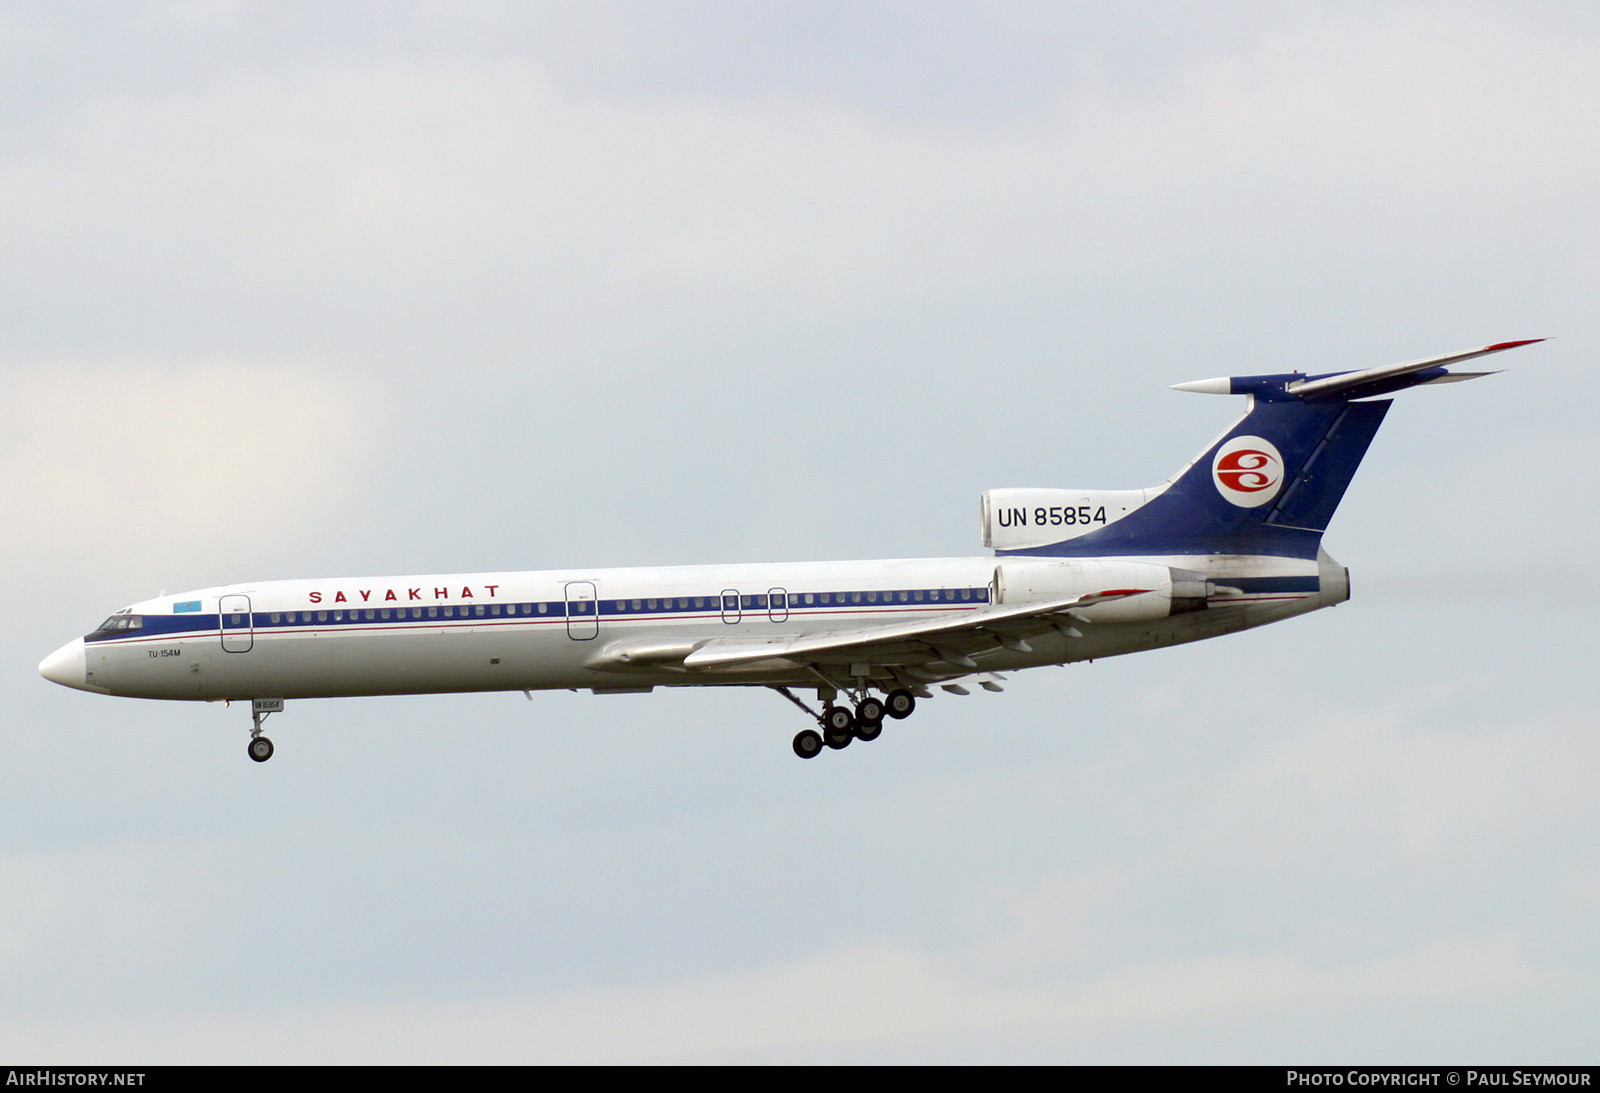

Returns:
39,340,1541,762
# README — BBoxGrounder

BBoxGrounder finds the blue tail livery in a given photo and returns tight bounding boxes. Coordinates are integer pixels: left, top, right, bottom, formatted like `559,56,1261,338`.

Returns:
982,340,1543,560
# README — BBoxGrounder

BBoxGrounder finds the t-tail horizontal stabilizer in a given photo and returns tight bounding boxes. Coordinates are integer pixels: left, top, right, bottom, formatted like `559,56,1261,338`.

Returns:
988,339,1543,561
1170,339,1543,401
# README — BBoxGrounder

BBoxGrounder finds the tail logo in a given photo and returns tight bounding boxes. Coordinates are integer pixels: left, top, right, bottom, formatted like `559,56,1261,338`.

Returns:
1212,436,1285,508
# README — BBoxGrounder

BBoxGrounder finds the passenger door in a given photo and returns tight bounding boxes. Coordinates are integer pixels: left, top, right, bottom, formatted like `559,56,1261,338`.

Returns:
219,594,253,653
565,582,598,640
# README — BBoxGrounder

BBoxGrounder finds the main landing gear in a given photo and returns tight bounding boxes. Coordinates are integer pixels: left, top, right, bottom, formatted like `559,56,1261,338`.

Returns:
777,686,917,759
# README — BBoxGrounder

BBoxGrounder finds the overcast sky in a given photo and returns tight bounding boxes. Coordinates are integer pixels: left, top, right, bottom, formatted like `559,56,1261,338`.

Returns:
2,0,1596,1063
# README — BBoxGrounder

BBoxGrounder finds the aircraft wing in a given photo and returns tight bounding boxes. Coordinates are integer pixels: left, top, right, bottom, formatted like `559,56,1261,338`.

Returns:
597,589,1140,679
584,590,1144,676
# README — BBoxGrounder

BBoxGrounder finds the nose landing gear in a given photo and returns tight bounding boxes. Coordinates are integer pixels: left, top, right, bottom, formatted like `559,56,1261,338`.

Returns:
246,698,283,763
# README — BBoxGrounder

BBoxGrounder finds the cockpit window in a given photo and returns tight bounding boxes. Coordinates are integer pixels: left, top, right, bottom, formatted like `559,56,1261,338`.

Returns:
87,615,143,639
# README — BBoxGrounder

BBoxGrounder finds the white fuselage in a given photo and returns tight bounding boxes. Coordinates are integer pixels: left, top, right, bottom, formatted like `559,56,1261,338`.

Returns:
43,552,1346,703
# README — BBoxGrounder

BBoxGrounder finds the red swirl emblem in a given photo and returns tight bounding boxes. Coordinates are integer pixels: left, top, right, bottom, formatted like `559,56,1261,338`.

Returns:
1215,449,1278,492
1212,436,1284,508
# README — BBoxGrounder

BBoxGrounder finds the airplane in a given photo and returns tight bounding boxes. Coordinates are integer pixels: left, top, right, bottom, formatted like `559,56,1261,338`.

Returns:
39,340,1541,762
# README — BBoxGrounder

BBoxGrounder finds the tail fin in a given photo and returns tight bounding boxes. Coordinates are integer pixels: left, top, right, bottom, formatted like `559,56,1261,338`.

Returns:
984,340,1541,560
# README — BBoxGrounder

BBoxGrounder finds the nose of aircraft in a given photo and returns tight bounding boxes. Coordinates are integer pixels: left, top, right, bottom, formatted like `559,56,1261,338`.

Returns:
39,638,88,690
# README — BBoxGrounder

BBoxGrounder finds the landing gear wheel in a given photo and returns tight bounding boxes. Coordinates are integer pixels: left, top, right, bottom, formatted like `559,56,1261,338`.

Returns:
855,719,883,742
885,689,916,720
856,696,885,726
248,736,274,763
793,729,823,759
821,706,856,749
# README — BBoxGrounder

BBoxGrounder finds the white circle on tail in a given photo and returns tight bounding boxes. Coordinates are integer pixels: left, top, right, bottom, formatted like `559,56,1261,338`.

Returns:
1212,435,1285,508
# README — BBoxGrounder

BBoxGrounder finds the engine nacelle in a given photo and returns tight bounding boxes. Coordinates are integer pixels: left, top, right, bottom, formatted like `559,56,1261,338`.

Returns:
995,559,1212,621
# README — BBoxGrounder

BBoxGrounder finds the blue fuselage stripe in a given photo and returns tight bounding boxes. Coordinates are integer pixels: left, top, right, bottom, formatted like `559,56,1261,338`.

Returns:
85,585,996,643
